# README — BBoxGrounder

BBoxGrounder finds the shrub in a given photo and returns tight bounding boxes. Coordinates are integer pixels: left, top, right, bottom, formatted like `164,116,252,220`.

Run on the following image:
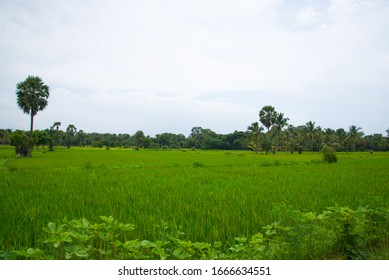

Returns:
10,130,32,157
322,145,337,163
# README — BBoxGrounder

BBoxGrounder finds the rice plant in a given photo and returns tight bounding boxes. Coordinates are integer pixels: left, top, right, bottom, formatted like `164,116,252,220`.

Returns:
1,146,388,258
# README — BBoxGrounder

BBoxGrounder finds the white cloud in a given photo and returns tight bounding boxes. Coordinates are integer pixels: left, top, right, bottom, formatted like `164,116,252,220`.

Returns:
1,0,388,136
296,7,320,26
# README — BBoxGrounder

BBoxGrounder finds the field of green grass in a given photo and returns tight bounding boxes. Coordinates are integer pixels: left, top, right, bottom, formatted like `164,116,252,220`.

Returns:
1,146,388,259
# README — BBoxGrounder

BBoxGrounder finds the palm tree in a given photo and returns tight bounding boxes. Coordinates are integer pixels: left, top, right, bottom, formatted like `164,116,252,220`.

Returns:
336,128,347,151
284,125,297,153
77,130,86,147
324,128,341,151
304,121,316,152
49,122,61,151
16,76,50,156
247,122,263,154
259,105,276,132
271,112,289,153
66,124,77,149
345,125,364,152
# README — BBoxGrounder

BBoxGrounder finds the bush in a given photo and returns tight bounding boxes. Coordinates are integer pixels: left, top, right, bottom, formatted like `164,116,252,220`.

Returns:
10,130,32,157
322,145,337,163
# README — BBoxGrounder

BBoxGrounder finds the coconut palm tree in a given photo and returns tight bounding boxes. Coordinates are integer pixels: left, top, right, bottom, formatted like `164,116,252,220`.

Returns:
247,122,263,154
304,121,316,152
16,76,50,156
284,125,297,153
345,125,364,152
271,112,289,153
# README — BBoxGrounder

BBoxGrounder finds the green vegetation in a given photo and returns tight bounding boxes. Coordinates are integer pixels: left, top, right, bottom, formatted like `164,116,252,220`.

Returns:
3,76,388,261
3,108,389,155
322,145,338,163
10,130,31,157
1,146,388,259
15,76,50,157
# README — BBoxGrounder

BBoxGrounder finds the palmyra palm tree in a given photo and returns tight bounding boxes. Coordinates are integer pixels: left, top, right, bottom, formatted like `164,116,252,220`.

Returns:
49,122,61,151
16,76,50,156
66,124,77,149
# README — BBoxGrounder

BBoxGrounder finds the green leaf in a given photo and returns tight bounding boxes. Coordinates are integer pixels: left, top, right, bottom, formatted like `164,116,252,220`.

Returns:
194,242,211,250
60,235,72,243
213,241,222,248
235,236,247,243
173,247,191,259
65,252,72,260
100,216,114,224
69,232,90,242
153,247,168,260
140,240,156,248
47,222,56,232
119,223,135,232
82,218,89,227
26,248,45,258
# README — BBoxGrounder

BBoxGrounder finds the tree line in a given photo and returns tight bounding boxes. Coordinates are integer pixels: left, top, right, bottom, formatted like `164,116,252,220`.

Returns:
2,119,389,154
4,75,389,155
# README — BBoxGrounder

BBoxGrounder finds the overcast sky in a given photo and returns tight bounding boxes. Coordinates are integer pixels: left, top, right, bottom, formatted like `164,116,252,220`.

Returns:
1,0,388,136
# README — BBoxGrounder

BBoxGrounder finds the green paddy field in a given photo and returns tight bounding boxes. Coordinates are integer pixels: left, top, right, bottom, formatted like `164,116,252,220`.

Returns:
1,146,388,259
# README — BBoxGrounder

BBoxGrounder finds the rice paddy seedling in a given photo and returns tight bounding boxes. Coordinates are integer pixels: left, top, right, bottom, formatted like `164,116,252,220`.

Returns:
1,146,388,259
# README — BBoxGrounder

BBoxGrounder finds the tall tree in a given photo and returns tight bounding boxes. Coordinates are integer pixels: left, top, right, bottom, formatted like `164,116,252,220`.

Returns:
304,121,316,152
33,130,50,151
259,105,276,132
66,124,77,149
324,128,340,151
189,127,205,148
336,128,347,151
247,122,263,154
133,130,146,148
77,129,86,147
345,125,364,152
16,76,50,156
271,112,289,153
284,125,297,153
49,122,61,151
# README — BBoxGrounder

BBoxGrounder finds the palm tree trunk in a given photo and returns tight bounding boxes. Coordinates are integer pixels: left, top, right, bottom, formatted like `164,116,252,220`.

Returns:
30,113,34,137
28,113,34,157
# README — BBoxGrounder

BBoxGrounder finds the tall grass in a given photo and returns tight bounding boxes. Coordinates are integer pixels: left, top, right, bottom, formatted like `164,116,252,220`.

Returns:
1,146,388,252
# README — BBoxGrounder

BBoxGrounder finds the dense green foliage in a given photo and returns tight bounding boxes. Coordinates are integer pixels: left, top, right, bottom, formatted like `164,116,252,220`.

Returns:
322,145,338,163
1,126,389,152
10,130,31,157
15,76,50,120
1,146,388,259
3,202,389,260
